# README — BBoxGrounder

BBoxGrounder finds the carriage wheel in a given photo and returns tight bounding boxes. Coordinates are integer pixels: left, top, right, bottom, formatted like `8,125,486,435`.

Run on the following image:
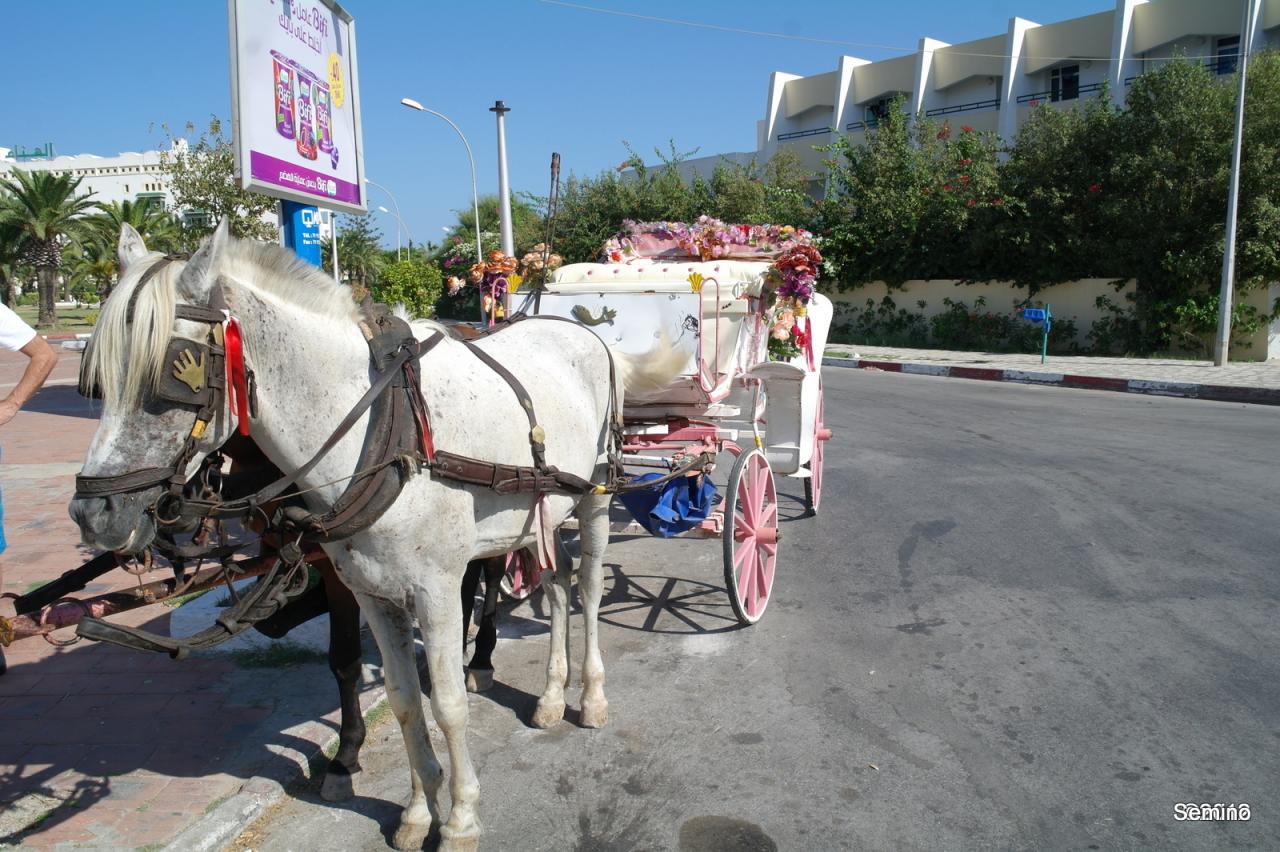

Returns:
804,381,831,516
723,447,778,625
499,548,541,602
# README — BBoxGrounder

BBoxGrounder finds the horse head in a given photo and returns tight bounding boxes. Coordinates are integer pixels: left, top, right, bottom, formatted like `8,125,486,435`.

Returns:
69,220,241,553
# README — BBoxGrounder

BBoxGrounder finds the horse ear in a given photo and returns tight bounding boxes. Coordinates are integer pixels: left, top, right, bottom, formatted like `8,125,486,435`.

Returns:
177,218,232,302
117,224,148,271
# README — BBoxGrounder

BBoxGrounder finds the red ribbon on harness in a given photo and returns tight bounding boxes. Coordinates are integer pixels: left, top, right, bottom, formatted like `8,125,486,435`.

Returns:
224,317,251,436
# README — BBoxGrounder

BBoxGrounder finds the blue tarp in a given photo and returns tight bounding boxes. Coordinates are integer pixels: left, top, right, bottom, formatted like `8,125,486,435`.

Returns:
617,473,719,538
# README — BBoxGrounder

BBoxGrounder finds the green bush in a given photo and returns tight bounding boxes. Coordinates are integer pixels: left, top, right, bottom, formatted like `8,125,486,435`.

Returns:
16,291,37,307
929,297,1078,353
370,260,443,319
831,296,930,348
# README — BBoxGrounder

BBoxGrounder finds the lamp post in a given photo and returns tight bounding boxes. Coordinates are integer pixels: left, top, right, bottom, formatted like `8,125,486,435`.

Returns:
400,98,482,265
365,177,408,262
490,100,514,257
376,205,408,262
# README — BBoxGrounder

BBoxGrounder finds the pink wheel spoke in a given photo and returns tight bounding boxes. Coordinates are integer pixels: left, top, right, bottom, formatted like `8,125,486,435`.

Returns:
733,538,754,568
749,463,766,514
744,551,760,613
759,540,777,558
755,552,772,604
737,547,756,603
760,502,777,527
740,478,758,527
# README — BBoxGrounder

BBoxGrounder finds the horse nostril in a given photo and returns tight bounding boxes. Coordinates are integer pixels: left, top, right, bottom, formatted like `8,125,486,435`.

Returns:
69,497,108,532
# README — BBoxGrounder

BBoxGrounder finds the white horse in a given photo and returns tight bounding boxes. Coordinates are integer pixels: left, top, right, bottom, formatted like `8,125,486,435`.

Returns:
69,221,687,851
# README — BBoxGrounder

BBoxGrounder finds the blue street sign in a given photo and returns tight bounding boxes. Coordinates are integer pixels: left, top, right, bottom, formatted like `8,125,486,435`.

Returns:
1021,304,1053,363
281,201,323,267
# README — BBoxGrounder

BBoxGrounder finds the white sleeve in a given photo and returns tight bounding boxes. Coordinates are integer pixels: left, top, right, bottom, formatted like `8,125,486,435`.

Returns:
0,304,38,352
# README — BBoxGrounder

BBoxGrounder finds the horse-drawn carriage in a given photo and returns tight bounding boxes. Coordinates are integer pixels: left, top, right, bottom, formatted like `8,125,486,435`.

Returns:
524,224,833,623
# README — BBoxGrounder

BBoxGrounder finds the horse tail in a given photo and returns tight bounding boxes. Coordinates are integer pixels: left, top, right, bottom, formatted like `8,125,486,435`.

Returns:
608,333,690,402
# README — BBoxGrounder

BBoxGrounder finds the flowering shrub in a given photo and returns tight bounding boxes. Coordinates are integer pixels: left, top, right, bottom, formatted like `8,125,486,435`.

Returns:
929,297,1079,353
834,295,1079,353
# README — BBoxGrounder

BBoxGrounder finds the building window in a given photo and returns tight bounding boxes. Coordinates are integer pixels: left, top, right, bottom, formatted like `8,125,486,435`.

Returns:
1050,64,1080,101
1214,36,1240,75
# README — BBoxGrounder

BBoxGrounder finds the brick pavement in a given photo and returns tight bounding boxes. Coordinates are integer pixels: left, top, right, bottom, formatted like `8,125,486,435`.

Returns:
0,348,382,851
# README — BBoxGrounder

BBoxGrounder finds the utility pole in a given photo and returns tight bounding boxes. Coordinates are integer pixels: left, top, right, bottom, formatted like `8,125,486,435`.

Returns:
491,100,514,257
1214,0,1259,366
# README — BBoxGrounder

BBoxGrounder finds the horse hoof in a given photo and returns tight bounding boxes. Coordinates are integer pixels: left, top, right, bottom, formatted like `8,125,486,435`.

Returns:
392,821,431,851
465,667,494,693
320,768,356,802
439,821,481,852
532,698,565,729
580,699,609,729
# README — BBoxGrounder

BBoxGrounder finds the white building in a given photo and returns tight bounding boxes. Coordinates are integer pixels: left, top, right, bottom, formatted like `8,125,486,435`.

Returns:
0,142,181,217
679,0,1278,187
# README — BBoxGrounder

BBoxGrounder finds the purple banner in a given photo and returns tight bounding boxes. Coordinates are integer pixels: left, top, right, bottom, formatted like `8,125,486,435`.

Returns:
249,150,361,205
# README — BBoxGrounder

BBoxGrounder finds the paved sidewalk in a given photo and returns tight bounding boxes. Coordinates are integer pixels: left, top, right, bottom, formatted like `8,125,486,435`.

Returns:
825,344,1280,405
0,348,385,851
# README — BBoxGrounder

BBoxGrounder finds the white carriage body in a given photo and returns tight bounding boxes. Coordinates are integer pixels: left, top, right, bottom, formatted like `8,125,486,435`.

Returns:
539,258,832,476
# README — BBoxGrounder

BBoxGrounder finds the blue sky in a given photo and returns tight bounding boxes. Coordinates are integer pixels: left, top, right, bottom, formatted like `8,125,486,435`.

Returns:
3,0,1107,251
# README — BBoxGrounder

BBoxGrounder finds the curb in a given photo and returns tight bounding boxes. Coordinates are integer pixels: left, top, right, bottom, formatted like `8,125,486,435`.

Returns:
160,687,388,852
822,356,1280,406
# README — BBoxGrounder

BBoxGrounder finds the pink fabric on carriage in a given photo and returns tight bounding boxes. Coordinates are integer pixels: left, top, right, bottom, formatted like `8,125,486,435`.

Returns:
615,232,782,262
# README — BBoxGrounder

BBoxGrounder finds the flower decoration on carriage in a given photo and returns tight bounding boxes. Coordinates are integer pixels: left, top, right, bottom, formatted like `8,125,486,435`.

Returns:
470,250,519,319
518,243,563,289
601,218,822,361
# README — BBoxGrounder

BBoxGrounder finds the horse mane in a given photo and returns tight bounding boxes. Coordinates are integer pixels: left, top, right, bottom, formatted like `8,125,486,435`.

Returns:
85,251,181,408
86,236,362,408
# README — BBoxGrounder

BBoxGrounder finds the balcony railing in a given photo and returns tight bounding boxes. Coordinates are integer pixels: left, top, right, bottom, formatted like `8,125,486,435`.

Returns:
1126,57,1240,86
1016,81,1104,105
924,98,1000,118
777,126,833,141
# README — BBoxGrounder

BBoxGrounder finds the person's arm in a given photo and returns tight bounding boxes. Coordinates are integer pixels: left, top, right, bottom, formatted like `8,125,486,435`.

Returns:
0,336,58,426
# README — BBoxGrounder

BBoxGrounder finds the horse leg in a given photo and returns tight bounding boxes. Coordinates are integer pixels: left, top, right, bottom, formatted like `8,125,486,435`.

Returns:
356,593,441,851
465,556,503,693
414,578,482,851
577,492,611,728
532,540,573,729
319,568,367,802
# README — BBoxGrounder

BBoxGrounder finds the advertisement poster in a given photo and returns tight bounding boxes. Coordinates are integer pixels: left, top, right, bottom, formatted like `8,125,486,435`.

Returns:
229,0,366,212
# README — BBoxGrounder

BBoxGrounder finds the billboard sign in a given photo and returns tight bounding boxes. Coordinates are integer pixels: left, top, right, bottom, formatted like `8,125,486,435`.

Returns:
228,0,366,213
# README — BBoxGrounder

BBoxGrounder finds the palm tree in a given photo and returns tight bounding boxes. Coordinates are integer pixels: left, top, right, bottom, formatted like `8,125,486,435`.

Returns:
87,198,183,255
0,220,25,307
64,238,117,304
0,170,98,327
323,215,385,297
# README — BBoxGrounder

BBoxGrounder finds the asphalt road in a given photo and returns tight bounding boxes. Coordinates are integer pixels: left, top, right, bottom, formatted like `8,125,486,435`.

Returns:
236,369,1278,852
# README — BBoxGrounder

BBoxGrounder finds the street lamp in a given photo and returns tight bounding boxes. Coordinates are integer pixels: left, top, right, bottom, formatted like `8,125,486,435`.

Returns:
376,204,408,261
400,98,482,265
365,177,409,262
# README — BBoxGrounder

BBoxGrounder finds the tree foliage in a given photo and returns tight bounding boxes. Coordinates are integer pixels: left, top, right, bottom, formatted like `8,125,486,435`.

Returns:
819,53,1280,353
820,103,1002,287
552,144,816,263
323,214,384,295
157,117,279,248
